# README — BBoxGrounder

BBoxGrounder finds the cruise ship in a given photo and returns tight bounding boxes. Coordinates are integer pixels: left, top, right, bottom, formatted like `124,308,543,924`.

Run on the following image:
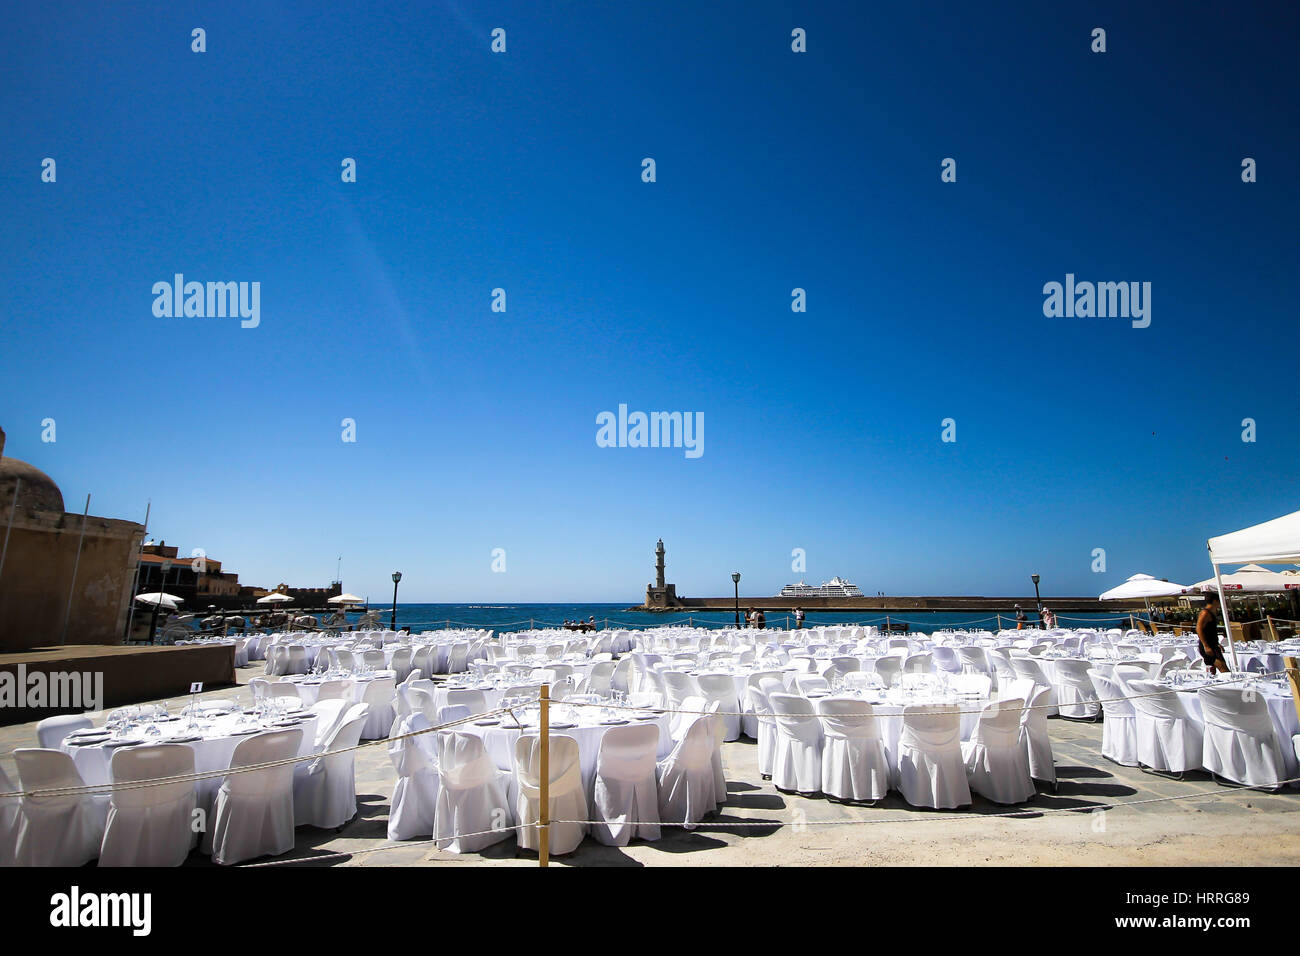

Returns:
779,577,864,598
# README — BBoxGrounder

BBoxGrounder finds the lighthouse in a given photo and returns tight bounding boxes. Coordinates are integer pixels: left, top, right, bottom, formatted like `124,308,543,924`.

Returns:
644,539,680,609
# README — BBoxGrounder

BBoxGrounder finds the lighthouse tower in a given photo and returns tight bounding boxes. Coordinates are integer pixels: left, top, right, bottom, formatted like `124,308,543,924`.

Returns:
644,538,680,609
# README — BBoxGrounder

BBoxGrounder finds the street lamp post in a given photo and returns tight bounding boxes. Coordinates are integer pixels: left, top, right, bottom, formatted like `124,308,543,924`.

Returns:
1031,573,1042,626
732,571,741,627
391,571,402,631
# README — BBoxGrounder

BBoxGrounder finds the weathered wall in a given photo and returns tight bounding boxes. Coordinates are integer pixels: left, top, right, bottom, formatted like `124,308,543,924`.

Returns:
0,509,144,651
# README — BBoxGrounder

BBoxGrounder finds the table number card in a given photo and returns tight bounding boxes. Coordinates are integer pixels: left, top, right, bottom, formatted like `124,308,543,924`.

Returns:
190,682,204,694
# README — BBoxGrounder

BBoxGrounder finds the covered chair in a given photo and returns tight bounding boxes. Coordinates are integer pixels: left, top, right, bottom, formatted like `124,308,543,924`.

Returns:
1198,685,1287,788
387,712,440,841
656,715,717,829
357,677,396,740
293,712,368,829
514,734,587,855
434,732,514,853
962,699,1035,805
591,722,662,846
100,743,197,867
768,693,823,795
0,764,20,866
873,656,902,688
1089,670,1139,767
816,698,889,803
896,706,971,809
697,673,742,741
208,728,303,865
1019,685,1057,788
1129,680,1203,775
742,670,784,739
1053,658,1101,720
310,698,353,749
35,714,93,749
13,748,104,866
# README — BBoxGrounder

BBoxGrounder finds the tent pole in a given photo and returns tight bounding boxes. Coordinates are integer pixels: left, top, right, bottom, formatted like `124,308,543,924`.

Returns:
1212,563,1237,670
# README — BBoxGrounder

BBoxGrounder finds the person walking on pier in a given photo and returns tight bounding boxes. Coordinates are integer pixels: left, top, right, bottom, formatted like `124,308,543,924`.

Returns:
1015,605,1026,630
792,607,805,629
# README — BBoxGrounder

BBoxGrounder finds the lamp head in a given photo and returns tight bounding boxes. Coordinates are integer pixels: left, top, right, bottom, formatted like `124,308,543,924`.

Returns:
731,572,741,584
392,571,402,584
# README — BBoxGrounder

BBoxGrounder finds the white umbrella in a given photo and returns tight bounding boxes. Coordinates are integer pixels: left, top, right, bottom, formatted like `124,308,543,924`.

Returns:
257,592,294,605
327,593,364,604
1098,573,1188,601
134,592,182,610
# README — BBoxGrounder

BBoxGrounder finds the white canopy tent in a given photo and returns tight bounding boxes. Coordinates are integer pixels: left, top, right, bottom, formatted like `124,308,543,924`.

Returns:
1206,508,1300,669
1188,564,1299,593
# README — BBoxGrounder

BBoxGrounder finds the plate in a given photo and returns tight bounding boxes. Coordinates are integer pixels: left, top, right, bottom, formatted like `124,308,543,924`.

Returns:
600,718,629,725
67,728,110,738
549,721,576,729
230,727,261,735
167,734,203,743
104,738,145,748
67,736,110,746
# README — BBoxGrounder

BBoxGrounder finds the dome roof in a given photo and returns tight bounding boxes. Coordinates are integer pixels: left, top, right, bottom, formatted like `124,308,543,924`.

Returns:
0,458,65,514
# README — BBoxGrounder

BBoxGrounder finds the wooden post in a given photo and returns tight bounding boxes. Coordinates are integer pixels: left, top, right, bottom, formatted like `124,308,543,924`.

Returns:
996,613,1001,629
538,682,550,868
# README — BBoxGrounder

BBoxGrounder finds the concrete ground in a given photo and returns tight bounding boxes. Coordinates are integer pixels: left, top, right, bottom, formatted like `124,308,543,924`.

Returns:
4,659,1299,867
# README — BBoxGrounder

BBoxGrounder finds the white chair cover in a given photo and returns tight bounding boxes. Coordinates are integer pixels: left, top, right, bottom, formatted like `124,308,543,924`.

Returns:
1089,670,1139,766
13,748,104,866
591,723,661,846
896,706,971,809
387,713,440,840
0,765,20,866
769,694,823,794
100,743,197,867
434,732,514,853
1053,658,1101,719
36,714,93,749
1198,684,1286,788
656,715,716,829
208,728,303,865
1129,680,1203,774
816,698,889,802
697,674,742,741
1020,685,1057,787
358,677,396,740
514,734,588,855
294,712,368,829
962,699,1035,804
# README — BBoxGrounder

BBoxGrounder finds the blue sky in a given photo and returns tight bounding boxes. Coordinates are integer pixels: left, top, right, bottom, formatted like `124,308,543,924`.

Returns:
1,1,1297,603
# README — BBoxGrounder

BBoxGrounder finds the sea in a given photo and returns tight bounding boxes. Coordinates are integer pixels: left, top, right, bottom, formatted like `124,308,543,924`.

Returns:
343,603,1137,634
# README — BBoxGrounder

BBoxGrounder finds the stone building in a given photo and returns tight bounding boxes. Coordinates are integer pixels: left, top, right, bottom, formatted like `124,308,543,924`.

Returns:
0,426,145,651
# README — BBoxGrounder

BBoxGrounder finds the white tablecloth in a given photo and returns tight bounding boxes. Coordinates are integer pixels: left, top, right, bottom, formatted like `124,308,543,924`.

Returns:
63,712,319,813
